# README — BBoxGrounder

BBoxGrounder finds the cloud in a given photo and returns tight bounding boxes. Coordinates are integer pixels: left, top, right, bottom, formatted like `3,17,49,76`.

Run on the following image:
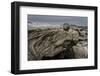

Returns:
28,15,88,26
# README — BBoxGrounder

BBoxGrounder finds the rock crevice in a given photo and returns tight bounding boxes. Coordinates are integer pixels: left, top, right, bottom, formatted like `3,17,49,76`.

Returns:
28,23,88,60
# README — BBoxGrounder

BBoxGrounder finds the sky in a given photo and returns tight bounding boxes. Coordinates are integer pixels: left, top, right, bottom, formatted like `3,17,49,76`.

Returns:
28,15,88,26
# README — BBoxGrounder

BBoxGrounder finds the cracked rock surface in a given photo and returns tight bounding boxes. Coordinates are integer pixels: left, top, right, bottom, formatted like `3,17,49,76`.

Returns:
28,23,88,61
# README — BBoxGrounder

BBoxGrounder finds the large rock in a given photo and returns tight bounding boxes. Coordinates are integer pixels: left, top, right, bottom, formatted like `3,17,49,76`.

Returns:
73,41,88,58
28,23,88,60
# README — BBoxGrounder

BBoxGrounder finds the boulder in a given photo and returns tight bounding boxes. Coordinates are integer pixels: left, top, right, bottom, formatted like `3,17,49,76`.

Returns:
28,23,88,60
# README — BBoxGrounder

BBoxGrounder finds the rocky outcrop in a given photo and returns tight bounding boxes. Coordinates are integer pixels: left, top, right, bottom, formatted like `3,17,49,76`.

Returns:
28,23,88,60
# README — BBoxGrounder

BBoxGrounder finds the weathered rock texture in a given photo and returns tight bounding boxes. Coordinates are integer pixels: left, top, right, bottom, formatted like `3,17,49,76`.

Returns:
28,23,88,61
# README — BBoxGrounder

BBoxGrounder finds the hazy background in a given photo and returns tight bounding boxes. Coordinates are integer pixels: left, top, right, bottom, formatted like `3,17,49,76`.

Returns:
28,15,88,27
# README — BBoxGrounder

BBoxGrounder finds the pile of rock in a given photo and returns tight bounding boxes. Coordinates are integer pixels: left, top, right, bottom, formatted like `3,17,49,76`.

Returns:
28,23,88,60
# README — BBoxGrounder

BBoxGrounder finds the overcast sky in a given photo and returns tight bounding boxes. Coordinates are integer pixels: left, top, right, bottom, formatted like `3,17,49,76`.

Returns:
28,15,88,26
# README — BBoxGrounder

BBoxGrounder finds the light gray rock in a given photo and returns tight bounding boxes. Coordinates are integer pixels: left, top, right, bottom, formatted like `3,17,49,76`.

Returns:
28,23,88,60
